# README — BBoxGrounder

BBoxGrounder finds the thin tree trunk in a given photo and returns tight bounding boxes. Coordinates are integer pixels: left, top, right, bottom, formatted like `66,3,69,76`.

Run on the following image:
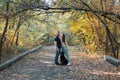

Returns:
15,32,19,46
113,3,119,59
100,0,109,55
8,17,21,52
105,35,109,54
0,2,9,63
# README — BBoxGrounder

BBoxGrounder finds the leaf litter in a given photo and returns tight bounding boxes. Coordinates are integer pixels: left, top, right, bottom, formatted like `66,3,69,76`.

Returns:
0,46,120,80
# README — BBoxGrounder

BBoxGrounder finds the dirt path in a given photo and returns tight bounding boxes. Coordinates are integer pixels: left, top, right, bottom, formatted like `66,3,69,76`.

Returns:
0,46,120,80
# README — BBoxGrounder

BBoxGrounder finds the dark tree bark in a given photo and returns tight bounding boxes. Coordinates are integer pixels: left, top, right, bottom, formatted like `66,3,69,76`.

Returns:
105,35,109,54
9,17,21,50
15,32,19,46
0,2,9,63
113,7,119,58
101,0,109,55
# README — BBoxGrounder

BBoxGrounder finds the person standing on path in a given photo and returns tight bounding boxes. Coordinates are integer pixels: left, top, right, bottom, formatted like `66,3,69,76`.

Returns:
60,33,71,65
54,31,62,65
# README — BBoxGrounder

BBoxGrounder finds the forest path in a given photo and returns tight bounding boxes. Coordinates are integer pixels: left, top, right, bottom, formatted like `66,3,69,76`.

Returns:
0,46,120,80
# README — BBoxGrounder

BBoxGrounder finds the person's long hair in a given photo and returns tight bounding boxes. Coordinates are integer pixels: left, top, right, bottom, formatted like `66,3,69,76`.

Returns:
62,34,65,43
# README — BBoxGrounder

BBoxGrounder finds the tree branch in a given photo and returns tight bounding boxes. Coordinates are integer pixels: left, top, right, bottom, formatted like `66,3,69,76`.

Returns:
11,3,120,22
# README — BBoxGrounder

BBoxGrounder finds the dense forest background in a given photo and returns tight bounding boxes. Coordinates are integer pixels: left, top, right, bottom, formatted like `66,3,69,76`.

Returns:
0,0,120,63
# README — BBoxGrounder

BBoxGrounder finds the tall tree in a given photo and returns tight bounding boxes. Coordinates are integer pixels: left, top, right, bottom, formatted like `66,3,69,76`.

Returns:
0,1,9,63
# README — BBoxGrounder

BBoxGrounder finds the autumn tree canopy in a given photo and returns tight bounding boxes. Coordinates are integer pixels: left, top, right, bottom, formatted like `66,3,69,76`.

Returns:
0,0,120,63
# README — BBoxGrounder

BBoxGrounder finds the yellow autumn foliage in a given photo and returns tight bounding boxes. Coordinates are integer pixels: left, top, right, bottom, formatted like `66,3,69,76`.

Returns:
70,14,100,51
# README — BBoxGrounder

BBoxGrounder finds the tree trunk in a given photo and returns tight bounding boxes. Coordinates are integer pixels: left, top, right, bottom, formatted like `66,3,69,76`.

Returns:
0,2,9,63
105,35,109,54
104,55,120,67
15,32,19,46
113,0,119,59
8,17,21,53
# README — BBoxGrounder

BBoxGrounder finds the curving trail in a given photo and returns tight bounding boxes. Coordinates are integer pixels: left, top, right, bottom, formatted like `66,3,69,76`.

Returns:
0,46,120,80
